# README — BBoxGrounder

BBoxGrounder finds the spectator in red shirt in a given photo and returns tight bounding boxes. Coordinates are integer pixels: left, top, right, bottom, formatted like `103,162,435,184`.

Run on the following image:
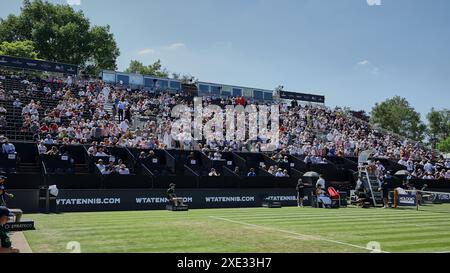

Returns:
50,123,59,134
236,96,246,106
40,123,49,134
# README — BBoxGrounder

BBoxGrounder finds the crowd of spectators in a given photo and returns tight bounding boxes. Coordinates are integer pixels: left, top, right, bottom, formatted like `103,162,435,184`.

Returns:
95,158,130,175
0,72,449,180
397,156,450,180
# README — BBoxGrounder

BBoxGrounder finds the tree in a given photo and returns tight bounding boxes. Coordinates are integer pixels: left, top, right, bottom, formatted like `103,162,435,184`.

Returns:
437,136,450,153
427,108,450,146
0,40,38,59
180,74,198,84
370,96,426,141
0,0,120,74
125,59,169,78
171,73,180,80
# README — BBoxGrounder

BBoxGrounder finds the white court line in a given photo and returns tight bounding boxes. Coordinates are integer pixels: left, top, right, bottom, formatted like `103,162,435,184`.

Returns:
209,216,390,253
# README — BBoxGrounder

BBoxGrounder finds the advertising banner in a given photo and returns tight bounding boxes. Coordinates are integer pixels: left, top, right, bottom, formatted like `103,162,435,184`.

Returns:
53,189,314,212
279,91,325,103
397,194,417,207
427,192,450,204
0,55,78,74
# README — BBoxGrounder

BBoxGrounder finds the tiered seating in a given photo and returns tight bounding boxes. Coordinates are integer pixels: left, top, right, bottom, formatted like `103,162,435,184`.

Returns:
0,72,448,188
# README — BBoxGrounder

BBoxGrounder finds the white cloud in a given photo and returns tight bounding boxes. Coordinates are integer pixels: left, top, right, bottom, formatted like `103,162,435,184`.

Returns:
366,0,382,6
67,0,81,6
138,48,156,55
357,60,379,74
358,60,370,66
166,43,186,50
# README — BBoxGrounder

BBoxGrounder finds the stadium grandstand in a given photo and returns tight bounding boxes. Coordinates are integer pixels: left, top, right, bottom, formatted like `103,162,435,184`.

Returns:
1,0,450,256
1,59,449,203
1,55,450,255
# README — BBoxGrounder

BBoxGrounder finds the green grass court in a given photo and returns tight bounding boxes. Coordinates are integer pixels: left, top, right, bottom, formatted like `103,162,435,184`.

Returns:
23,205,450,253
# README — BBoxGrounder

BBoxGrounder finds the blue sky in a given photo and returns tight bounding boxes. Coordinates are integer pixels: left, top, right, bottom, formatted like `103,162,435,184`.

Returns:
1,0,449,119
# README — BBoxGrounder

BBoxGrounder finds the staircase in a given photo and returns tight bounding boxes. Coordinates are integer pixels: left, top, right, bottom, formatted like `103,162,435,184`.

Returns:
104,101,119,123
358,166,383,207
181,83,198,97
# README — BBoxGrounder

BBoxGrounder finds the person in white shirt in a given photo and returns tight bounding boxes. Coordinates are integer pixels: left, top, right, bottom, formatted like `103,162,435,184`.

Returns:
316,175,326,189
208,168,220,177
213,151,222,160
406,160,414,172
398,158,408,167
43,86,51,94
118,164,130,175
423,161,434,174
1,140,16,154
423,173,434,180
67,75,73,86
445,170,450,180
43,135,54,145
13,99,22,108
275,169,285,177
96,159,108,175
375,161,386,175
95,151,109,157
395,186,408,195
316,184,332,208
119,120,129,133
37,142,47,154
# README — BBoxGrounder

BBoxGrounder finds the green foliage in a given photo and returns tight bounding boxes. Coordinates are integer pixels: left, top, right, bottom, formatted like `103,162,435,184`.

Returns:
370,96,426,141
0,40,38,59
427,108,450,144
125,59,169,78
0,0,120,74
437,136,450,153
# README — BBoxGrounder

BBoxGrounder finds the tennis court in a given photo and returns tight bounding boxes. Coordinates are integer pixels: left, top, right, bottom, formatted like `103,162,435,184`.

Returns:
22,205,450,253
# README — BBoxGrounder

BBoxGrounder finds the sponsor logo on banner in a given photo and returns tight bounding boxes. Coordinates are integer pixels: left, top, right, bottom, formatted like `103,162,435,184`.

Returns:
56,198,121,206
265,195,297,201
41,63,52,69
0,55,78,74
39,189,308,212
4,221,35,232
437,193,450,200
398,194,417,206
205,196,255,203
430,193,450,203
136,197,193,204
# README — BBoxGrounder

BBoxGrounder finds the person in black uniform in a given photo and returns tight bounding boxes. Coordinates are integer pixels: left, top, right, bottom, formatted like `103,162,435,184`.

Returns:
417,184,428,205
167,183,179,206
0,176,14,207
379,176,389,209
296,179,305,207
0,207,20,253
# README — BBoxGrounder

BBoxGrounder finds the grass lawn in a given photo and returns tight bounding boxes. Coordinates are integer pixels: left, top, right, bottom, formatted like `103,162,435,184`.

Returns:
23,205,450,253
